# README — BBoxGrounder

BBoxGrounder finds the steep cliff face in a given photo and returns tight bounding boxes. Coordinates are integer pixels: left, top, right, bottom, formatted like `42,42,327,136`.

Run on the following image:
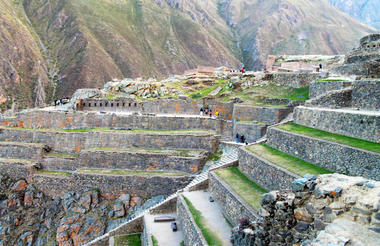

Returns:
218,0,377,70
0,0,50,111
327,0,380,30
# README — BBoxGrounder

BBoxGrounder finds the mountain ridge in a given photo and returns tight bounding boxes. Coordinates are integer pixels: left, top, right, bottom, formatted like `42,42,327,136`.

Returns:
0,0,377,112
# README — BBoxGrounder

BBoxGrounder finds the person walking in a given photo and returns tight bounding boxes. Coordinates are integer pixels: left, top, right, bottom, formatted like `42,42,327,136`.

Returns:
235,133,240,143
209,109,212,117
200,107,204,116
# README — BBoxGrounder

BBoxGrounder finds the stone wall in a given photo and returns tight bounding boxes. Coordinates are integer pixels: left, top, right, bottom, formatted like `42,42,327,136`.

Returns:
2,110,233,139
305,88,352,108
352,80,380,110
176,195,208,246
149,196,178,214
208,172,258,227
234,122,267,143
294,106,379,143
88,216,144,246
33,173,193,199
233,105,292,124
267,127,380,180
81,98,234,120
79,150,208,174
0,128,219,153
238,148,299,191
309,80,352,98
264,72,325,88
0,143,45,160
41,156,78,171
0,161,30,181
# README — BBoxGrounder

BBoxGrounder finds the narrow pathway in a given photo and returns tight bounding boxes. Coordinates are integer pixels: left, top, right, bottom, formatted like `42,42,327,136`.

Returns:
145,213,184,245
183,190,232,246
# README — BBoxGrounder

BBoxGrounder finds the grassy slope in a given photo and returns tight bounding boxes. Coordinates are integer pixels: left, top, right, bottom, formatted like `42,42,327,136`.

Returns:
183,196,224,246
114,233,141,246
215,167,267,210
247,144,333,176
278,123,380,153
77,168,189,176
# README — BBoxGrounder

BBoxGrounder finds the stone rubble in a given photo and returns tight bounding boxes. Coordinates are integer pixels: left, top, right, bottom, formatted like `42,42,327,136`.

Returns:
230,174,380,246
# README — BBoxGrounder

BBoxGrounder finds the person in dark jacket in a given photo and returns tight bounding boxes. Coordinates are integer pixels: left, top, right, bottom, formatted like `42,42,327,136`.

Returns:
235,133,240,143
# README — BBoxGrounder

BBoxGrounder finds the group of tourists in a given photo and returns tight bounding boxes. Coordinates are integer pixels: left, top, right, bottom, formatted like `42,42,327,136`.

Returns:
200,107,219,118
235,133,248,145
54,97,70,106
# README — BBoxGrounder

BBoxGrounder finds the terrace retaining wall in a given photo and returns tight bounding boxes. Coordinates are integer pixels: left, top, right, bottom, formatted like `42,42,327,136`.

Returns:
78,150,208,174
33,173,193,199
233,105,292,124
294,106,379,143
352,80,380,110
234,122,267,143
267,128,380,180
0,110,233,140
0,128,219,153
208,172,258,227
265,72,325,88
0,143,45,160
238,148,299,191
309,80,352,98
0,161,31,180
176,195,208,246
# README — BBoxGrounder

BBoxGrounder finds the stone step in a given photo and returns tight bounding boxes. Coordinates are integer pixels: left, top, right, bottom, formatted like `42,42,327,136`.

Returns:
0,141,46,160
208,168,265,226
267,125,380,181
78,148,208,174
294,106,379,143
239,144,332,191
0,158,34,180
178,191,233,246
0,127,219,153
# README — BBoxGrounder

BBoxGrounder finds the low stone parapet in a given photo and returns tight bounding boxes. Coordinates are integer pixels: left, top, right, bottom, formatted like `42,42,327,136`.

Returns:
208,172,258,226
78,149,208,174
238,147,299,191
294,106,379,142
267,127,380,180
176,195,208,246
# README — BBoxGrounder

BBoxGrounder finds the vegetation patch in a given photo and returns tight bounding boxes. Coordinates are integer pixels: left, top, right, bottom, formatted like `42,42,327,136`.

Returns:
183,196,224,246
215,167,267,210
151,235,159,246
90,147,202,157
36,170,72,177
277,123,380,153
114,233,141,246
0,158,32,164
46,152,80,158
77,168,189,177
246,144,333,176
208,150,223,161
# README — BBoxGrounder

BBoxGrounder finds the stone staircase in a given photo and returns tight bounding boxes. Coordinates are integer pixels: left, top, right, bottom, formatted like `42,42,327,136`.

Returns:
85,148,239,245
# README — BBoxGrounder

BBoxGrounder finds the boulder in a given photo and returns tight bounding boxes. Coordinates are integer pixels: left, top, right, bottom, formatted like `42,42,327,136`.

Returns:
11,180,27,192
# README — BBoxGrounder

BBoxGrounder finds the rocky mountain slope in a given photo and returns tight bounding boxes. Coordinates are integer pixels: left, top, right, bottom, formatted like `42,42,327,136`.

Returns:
0,0,377,112
327,0,380,30
218,0,377,69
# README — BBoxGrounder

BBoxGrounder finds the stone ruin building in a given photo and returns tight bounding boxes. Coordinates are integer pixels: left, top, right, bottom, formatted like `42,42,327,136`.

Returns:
0,34,379,246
